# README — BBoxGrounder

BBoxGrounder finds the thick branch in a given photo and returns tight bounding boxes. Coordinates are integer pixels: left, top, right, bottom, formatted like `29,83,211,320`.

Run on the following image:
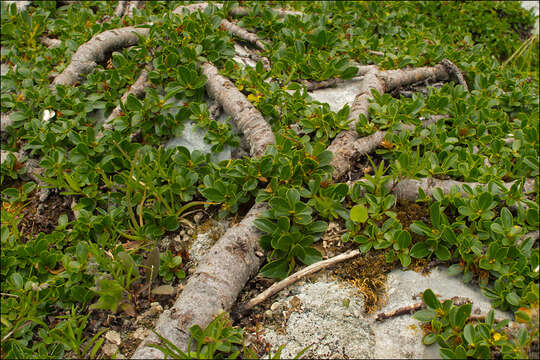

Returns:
350,115,448,158
1,113,14,139
441,59,468,91
132,202,268,359
375,296,471,321
125,0,142,17
349,177,536,206
201,62,274,157
329,62,463,180
52,26,150,88
240,249,360,313
221,19,265,49
228,6,302,17
389,177,535,202
41,36,61,49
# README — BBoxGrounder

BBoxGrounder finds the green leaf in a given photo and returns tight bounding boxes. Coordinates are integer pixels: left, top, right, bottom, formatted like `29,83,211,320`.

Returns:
410,242,430,258
514,310,531,323
350,204,368,223
10,273,23,289
397,230,411,249
297,246,322,265
162,216,180,231
463,324,475,345
125,93,143,112
422,333,437,345
430,203,441,228
505,292,520,306
434,245,451,261
254,218,277,234
200,188,225,202
286,188,300,206
517,327,529,346
260,258,290,279
439,348,456,359
410,221,431,236
277,217,290,232
455,303,472,328
422,289,441,309
306,220,328,233
269,197,290,216
413,309,436,321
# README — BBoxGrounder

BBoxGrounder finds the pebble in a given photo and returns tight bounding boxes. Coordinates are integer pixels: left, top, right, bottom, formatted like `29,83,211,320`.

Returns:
132,327,150,340
270,302,281,312
105,330,121,345
187,228,194,236
102,343,119,357
150,302,163,313
264,310,273,319
180,230,186,237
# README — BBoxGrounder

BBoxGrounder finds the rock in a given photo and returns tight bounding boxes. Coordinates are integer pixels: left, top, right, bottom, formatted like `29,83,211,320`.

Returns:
372,267,512,359
264,310,273,319
262,278,373,359
270,302,281,312
261,267,514,359
164,96,233,163
132,327,150,341
101,343,119,357
105,330,121,345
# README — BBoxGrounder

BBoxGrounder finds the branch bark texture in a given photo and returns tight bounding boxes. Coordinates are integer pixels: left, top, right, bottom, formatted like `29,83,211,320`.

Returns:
52,26,149,88
201,62,274,157
132,202,268,359
329,63,458,180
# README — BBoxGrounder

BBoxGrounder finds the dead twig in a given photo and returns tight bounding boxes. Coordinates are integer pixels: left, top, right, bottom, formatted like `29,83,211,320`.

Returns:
240,249,361,313
375,296,471,321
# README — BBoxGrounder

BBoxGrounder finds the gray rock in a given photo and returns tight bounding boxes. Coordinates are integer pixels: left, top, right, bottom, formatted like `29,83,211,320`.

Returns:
261,267,513,359
105,330,122,345
307,78,365,113
164,97,233,162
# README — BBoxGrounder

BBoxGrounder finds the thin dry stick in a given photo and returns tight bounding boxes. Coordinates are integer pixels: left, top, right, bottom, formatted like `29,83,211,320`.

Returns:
241,249,361,312
375,296,471,321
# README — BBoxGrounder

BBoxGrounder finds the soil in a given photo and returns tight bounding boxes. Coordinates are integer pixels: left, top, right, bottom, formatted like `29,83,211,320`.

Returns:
0,180,75,242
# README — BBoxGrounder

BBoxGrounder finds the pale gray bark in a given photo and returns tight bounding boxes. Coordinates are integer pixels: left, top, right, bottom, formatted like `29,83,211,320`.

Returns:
349,177,536,204
329,64,455,180
201,62,274,157
132,202,268,359
41,36,61,49
52,26,150,88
